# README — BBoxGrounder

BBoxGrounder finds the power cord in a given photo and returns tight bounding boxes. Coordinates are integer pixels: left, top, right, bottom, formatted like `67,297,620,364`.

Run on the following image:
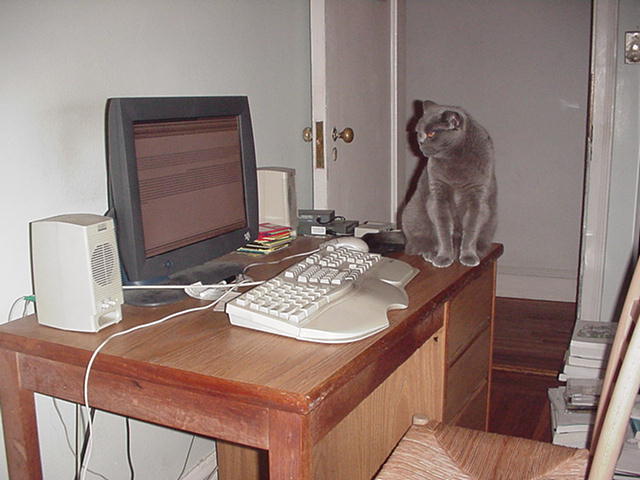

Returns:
72,249,322,479
315,214,345,225
205,467,219,480
51,398,109,480
176,435,195,479
79,283,245,480
75,408,101,480
56,397,209,480
7,295,35,322
125,417,135,479
18,271,282,478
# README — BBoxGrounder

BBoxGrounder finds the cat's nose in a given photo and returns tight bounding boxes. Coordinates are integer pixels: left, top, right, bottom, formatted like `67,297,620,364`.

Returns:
417,132,426,142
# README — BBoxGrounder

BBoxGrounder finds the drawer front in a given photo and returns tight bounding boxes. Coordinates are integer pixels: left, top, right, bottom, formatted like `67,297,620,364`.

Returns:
453,383,488,431
312,331,445,480
444,327,490,422
447,268,493,364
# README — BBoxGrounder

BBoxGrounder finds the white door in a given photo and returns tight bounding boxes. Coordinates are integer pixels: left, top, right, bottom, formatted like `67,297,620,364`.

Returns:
310,0,401,223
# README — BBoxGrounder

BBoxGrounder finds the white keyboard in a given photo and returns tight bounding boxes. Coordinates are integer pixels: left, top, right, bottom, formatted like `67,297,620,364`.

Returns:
225,244,419,343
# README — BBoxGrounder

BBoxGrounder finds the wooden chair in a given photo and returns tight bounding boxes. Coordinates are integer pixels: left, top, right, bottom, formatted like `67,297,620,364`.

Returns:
376,258,640,480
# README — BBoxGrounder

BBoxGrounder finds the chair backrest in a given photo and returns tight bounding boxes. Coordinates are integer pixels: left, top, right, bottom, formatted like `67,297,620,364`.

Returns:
588,258,640,479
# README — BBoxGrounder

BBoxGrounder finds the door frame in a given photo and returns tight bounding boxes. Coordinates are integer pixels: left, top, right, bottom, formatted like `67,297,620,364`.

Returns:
577,0,619,322
310,0,404,222
390,0,405,221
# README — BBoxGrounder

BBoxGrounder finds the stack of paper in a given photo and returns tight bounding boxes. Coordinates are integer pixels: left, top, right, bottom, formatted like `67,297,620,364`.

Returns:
548,387,594,448
237,223,294,255
559,320,617,382
552,320,640,477
549,389,640,477
550,321,616,447
564,378,603,410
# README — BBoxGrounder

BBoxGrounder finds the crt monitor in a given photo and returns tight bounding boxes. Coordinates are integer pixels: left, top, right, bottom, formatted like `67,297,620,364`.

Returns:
106,96,259,305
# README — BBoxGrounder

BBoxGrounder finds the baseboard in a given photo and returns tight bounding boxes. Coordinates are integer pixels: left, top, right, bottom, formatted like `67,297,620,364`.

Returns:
180,451,218,480
492,363,559,377
497,265,577,302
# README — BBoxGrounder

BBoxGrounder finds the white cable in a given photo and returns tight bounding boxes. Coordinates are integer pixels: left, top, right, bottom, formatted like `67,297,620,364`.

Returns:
79,249,320,478
122,280,264,290
79,283,244,480
7,297,23,322
7,295,32,322
7,295,36,323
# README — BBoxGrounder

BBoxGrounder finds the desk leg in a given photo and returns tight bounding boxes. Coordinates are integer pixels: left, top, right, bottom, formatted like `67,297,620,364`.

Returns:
0,350,42,480
268,410,311,480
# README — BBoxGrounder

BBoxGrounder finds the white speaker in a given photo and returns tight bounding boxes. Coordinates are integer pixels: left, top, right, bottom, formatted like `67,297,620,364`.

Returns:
257,167,298,230
30,213,124,332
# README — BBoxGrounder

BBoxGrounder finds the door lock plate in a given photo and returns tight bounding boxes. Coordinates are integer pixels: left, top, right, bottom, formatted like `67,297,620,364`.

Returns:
625,32,640,64
315,121,325,169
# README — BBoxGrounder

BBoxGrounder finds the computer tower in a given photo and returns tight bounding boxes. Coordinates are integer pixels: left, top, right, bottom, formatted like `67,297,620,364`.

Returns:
257,167,298,230
30,213,124,332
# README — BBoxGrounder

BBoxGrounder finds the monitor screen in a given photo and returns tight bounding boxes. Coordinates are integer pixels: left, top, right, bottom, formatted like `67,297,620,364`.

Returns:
106,97,258,305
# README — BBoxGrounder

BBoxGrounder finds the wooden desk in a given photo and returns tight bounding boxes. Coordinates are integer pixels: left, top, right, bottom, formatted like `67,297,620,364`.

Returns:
0,238,502,479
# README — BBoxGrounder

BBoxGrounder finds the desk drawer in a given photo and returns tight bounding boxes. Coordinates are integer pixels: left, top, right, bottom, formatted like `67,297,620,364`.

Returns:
453,383,488,430
447,268,493,364
444,327,490,422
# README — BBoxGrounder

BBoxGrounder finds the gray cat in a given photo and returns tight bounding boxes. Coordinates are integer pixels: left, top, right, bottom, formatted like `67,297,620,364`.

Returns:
400,100,497,268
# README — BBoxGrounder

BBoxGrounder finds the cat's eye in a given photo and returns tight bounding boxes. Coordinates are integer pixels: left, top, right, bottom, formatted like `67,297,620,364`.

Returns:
426,131,437,139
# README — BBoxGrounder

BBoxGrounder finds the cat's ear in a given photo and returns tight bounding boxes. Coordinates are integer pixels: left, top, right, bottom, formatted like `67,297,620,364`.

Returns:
422,100,437,113
442,111,463,130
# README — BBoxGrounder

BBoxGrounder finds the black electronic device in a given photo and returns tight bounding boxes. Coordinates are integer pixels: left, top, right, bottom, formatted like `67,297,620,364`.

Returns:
106,96,259,305
298,209,336,224
297,218,359,236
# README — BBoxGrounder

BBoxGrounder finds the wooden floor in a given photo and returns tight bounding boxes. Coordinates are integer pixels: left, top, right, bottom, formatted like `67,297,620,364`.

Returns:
488,297,576,442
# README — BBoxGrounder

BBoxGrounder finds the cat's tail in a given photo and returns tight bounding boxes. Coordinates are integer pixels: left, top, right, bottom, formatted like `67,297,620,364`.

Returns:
361,230,406,254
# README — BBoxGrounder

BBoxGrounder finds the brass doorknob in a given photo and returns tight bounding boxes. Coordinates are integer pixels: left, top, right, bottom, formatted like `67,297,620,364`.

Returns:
302,127,313,142
332,127,354,143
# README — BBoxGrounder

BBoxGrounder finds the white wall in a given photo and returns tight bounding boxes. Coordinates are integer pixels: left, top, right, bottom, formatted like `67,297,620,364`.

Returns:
405,0,591,301
0,1,311,478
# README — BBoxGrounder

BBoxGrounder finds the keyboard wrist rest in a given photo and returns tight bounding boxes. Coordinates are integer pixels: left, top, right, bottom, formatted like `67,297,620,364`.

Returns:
370,258,419,288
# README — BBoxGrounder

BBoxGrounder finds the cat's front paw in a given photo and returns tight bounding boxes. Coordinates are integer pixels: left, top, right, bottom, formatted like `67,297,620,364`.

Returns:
426,254,454,268
459,251,480,267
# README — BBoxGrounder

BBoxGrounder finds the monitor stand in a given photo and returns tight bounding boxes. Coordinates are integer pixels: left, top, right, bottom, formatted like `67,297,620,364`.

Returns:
123,259,245,307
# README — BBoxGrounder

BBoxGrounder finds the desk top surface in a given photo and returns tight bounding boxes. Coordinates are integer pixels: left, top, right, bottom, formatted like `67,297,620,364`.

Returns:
0,238,502,414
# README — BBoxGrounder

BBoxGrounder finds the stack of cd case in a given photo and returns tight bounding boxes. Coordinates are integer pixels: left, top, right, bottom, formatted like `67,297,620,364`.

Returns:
237,223,293,256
